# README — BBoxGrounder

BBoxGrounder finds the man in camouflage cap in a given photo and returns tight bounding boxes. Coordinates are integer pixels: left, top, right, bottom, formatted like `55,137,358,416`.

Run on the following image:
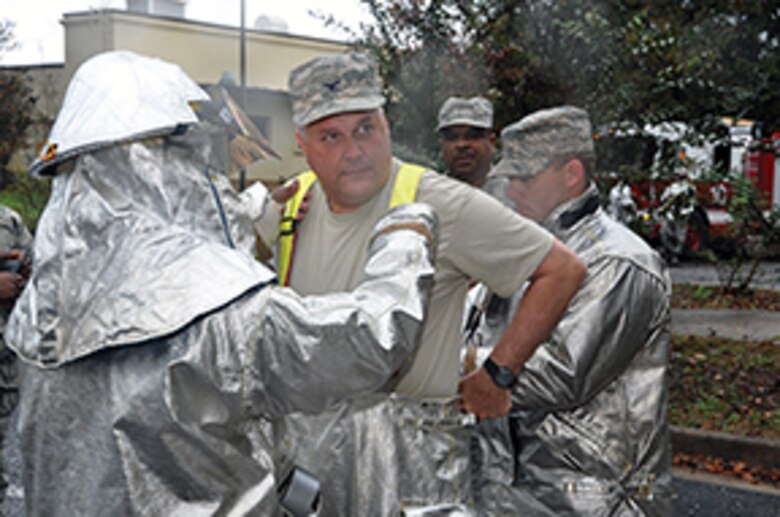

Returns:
467,105,673,514
492,105,593,179
258,54,586,515
289,52,386,128
436,96,496,187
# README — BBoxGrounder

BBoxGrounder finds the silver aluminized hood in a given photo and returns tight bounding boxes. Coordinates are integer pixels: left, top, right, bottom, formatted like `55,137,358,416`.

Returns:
30,50,210,177
8,51,275,367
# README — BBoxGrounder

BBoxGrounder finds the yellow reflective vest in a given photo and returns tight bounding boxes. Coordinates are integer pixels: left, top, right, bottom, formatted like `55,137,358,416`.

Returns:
277,163,426,286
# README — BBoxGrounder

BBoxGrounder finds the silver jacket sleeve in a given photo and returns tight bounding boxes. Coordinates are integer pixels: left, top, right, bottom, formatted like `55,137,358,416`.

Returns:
245,203,438,417
512,250,669,411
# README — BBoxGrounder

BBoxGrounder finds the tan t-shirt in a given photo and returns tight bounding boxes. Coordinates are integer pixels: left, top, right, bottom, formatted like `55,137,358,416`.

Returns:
286,159,554,397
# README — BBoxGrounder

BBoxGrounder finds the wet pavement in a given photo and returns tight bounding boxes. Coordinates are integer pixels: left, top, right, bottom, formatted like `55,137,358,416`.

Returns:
671,260,780,290
672,308,780,342
674,471,780,516
670,260,779,342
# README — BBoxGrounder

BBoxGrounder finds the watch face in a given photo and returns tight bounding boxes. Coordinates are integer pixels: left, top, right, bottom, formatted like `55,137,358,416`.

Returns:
485,358,517,388
496,369,515,387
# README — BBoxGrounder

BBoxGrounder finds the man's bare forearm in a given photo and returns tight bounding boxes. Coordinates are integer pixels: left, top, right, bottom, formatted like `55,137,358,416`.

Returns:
459,239,585,419
489,239,586,373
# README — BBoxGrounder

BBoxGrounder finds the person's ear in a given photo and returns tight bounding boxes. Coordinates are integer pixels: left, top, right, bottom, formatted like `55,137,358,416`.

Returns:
563,159,586,191
294,130,307,157
488,131,497,149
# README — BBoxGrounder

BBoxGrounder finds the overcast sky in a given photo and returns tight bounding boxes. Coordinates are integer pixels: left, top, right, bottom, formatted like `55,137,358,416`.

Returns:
0,0,369,65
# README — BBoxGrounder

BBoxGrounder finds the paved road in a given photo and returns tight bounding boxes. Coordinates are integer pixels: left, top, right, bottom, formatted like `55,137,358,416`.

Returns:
670,261,780,342
671,260,780,290
674,471,780,516
672,308,780,342
671,260,780,513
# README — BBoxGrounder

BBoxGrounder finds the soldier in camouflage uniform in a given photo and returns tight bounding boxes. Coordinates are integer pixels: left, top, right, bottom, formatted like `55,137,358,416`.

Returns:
0,204,32,505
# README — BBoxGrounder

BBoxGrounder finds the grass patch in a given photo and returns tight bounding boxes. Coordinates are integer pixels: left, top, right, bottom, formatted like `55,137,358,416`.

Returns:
669,334,780,439
0,174,50,232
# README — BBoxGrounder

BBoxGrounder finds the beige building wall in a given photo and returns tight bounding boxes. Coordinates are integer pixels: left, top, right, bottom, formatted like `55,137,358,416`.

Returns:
61,9,349,183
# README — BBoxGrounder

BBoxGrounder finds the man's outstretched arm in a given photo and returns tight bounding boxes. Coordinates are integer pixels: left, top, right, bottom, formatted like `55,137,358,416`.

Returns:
251,203,438,417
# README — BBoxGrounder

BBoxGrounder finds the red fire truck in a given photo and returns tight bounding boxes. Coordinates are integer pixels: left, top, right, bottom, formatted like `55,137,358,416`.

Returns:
743,131,780,212
600,121,780,259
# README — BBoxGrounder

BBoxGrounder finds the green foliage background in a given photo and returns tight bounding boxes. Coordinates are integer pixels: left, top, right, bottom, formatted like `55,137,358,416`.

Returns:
331,1,780,168
5,3,780,234
319,1,780,276
0,20,51,231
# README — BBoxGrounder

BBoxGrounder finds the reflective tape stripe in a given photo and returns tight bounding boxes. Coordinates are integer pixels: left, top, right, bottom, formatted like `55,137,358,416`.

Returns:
390,163,426,208
278,171,317,286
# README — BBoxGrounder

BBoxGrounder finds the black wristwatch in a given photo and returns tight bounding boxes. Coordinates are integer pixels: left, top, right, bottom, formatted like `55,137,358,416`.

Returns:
483,357,517,389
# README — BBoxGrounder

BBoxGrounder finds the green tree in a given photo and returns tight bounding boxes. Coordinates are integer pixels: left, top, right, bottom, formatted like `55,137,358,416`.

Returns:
334,1,491,164
347,1,780,162
0,20,35,188
0,19,50,230
339,1,780,288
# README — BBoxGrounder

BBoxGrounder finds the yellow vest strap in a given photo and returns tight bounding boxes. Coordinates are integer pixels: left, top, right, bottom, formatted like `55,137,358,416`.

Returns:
278,171,317,286
390,163,426,208
277,164,426,286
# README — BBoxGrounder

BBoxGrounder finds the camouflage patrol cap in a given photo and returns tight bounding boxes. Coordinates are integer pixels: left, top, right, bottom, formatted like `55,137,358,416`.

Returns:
436,96,493,131
289,52,386,127
492,106,594,179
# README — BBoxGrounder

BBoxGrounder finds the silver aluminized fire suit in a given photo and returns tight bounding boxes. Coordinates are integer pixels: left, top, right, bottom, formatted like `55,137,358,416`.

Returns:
467,184,673,515
5,50,438,516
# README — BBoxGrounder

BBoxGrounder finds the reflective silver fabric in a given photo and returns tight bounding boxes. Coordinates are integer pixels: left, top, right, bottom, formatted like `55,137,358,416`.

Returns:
278,394,478,516
469,185,673,516
7,49,439,516
9,187,437,515
9,130,269,368
30,50,209,177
